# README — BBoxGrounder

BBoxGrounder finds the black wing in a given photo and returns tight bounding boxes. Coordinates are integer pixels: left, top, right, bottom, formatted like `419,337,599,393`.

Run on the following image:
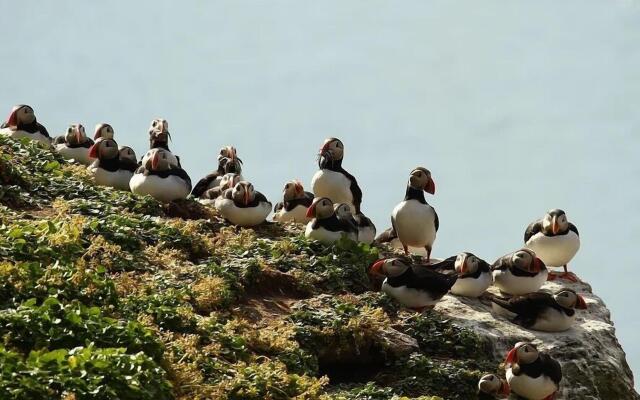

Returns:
0,121,7,129
36,122,50,138
407,265,457,296
490,255,511,271
490,292,556,323
524,220,542,243
433,206,439,232
254,191,270,205
375,227,397,244
568,223,579,236
342,169,362,213
191,172,221,197
540,354,562,385
169,168,192,190
119,159,140,172
52,136,66,145
427,256,457,274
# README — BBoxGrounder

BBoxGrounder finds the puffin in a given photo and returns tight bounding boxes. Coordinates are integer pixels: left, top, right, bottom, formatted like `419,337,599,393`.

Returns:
0,104,51,146
304,197,357,244
147,118,180,167
311,137,362,213
93,123,115,140
429,252,492,298
53,123,95,165
192,146,244,198
273,180,314,224
491,249,548,296
214,181,271,227
390,167,438,261
199,173,241,205
525,209,580,282
118,146,138,164
505,342,562,400
87,138,138,191
374,227,429,256
490,288,588,332
130,148,192,203
369,257,457,312
334,203,376,244
477,374,510,399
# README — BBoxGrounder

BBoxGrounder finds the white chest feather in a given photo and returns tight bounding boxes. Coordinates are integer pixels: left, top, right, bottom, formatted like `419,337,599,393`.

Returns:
381,280,438,308
304,221,356,244
214,198,271,227
130,173,190,202
450,272,492,298
311,170,353,208
492,268,548,296
392,200,437,248
55,145,94,165
357,225,376,244
89,164,133,191
507,368,557,400
526,231,580,268
1,128,51,146
531,308,576,332
273,205,310,224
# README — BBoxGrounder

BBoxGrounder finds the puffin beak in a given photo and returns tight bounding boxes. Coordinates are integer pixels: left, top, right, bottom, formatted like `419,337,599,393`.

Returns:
552,216,559,235
576,295,588,309
7,109,18,127
305,203,316,218
243,190,250,206
532,257,543,273
151,153,159,170
505,348,518,365
75,129,83,144
425,177,436,195
459,255,468,274
499,380,510,397
88,143,99,159
295,182,303,195
370,259,385,276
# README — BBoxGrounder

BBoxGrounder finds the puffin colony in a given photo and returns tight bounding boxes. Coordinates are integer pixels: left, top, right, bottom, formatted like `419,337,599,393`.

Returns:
0,104,588,400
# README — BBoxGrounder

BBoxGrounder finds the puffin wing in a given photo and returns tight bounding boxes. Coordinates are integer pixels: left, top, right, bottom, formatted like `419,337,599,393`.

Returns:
119,159,140,172
409,265,458,294
490,292,555,320
341,169,362,213
427,256,457,274
375,227,397,244
191,172,221,197
539,354,563,385
253,191,271,206
433,206,439,232
36,122,50,138
569,223,579,236
170,168,192,190
490,255,510,272
524,220,542,243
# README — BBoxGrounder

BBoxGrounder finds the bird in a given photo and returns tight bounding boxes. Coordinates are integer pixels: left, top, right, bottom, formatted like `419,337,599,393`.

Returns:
214,181,271,227
429,252,492,297
130,148,192,202
147,118,180,167
374,227,429,256
525,209,580,282
304,197,357,243
0,104,51,146
491,249,548,296
93,123,115,140
311,137,362,213
389,167,438,262
198,173,241,205
192,146,244,198
490,288,587,332
87,138,138,191
369,257,457,312
53,123,95,165
333,202,376,244
477,374,510,399
273,180,314,224
118,146,138,164
505,342,562,400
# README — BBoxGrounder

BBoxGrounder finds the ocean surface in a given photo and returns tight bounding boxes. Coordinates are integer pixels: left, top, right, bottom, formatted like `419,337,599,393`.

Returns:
2,0,639,386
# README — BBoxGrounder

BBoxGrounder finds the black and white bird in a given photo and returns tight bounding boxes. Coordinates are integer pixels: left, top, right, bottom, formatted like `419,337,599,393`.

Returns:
147,118,180,167
199,173,241,205
304,197,357,243
118,146,138,164
334,203,376,244
490,288,587,332
0,104,51,146
477,374,510,399
53,123,94,165
311,138,362,214
192,146,244,198
214,181,271,227
505,342,562,400
430,252,492,297
130,148,192,202
525,209,580,282
273,180,314,224
93,123,115,140
88,138,138,191
491,249,548,296
388,167,438,261
369,258,457,312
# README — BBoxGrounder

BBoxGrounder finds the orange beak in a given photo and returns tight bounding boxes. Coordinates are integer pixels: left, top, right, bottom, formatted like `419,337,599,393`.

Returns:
459,254,468,274
243,190,250,206
295,182,304,195
7,108,18,127
532,257,544,273
576,295,588,309
425,178,436,195
505,348,518,365
552,217,560,235
499,381,510,397
370,259,385,276
75,129,83,143
88,143,99,159
151,153,159,170
305,203,316,218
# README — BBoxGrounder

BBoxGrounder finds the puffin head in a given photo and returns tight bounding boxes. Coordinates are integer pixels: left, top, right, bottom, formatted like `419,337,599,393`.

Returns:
89,138,119,160
118,146,137,163
542,209,570,236
455,252,480,275
318,137,344,161
149,118,170,143
554,288,588,309
510,249,544,273
370,258,409,278
6,104,36,128
144,148,172,171
65,124,87,145
478,374,510,398
217,146,243,174
231,181,255,206
505,342,539,366
305,197,334,219
333,203,353,220
219,173,241,192
94,123,114,140
282,180,305,201
408,167,435,194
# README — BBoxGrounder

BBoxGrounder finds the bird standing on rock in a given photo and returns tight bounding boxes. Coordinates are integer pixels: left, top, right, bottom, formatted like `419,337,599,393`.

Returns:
87,138,138,191
505,342,562,400
525,209,580,282
147,118,180,167
429,252,492,297
53,123,94,165
304,197,357,243
0,104,51,146
199,173,241,205
130,148,192,202
477,374,510,399
491,249,548,296
273,180,314,224
192,146,244,197
93,123,115,140
214,181,271,227
311,137,362,214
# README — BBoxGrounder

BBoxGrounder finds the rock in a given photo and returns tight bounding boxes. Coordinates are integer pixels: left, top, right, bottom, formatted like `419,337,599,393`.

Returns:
434,278,639,399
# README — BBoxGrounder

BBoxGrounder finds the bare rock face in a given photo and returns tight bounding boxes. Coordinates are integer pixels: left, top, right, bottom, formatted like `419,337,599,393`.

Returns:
435,278,638,399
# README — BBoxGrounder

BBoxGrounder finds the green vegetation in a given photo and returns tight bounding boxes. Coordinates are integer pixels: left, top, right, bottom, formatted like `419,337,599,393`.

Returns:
0,136,500,399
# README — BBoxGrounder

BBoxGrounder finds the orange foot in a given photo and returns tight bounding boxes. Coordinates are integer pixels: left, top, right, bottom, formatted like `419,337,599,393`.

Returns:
547,271,580,282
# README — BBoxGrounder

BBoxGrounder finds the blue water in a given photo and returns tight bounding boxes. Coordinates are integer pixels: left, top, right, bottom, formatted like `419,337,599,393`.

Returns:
3,0,639,386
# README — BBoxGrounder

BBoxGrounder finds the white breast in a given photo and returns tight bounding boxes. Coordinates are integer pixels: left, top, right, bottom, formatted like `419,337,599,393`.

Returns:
55,145,94,165
382,280,438,308
357,225,376,244
492,268,548,296
530,307,576,332
1,128,51,146
507,368,558,400
304,222,351,244
392,200,437,248
273,204,310,224
311,170,354,210
450,272,492,298
526,231,580,268
130,174,191,203
89,164,133,191
214,198,271,227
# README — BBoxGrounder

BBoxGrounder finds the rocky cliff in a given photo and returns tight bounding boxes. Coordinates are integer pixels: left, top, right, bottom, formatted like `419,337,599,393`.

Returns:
0,135,636,399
